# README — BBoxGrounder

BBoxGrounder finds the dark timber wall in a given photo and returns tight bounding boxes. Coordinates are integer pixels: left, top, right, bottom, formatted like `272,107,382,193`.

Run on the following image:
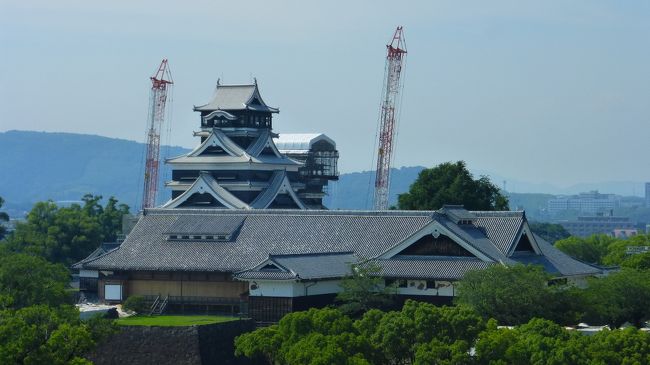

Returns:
87,319,256,365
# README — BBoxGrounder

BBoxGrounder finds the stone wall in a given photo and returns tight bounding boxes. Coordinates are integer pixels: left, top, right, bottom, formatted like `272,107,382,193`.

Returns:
88,319,256,365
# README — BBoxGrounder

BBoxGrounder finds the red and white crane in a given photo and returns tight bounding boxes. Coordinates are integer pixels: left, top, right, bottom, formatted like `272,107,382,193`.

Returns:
373,27,407,210
141,59,173,211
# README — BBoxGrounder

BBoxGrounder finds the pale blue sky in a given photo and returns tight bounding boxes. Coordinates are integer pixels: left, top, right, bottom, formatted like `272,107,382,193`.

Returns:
1,0,649,187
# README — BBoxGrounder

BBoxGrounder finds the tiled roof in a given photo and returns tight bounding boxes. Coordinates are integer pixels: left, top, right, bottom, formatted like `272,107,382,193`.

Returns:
236,252,356,280
165,215,246,236
472,211,525,254
193,84,278,113
83,209,433,273
81,208,600,280
378,257,494,280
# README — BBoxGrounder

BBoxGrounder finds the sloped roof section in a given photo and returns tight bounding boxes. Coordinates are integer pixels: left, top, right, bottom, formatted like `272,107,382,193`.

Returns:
193,83,279,113
187,129,246,157
471,211,525,254
249,171,307,209
236,252,356,280
161,172,250,209
165,215,246,236
514,235,602,276
80,209,601,280
378,258,494,280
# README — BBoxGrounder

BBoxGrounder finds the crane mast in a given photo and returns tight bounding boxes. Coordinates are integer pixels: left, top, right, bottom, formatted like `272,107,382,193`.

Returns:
141,59,173,211
373,27,407,210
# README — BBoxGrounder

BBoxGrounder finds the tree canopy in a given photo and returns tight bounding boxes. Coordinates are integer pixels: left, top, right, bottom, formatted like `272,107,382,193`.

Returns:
528,222,570,243
455,264,580,325
235,301,484,365
554,233,650,266
4,195,129,265
0,197,9,241
236,300,650,365
0,252,70,310
335,261,396,316
397,161,509,211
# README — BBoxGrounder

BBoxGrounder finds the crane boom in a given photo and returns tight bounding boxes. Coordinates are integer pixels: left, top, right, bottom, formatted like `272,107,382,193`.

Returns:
141,59,173,211
373,27,407,210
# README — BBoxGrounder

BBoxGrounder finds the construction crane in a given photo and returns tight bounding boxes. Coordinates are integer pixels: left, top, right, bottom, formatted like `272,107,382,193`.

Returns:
141,59,173,211
373,27,407,210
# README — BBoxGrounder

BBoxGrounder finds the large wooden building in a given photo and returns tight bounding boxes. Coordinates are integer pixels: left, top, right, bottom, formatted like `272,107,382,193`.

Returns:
78,206,600,322
164,80,338,210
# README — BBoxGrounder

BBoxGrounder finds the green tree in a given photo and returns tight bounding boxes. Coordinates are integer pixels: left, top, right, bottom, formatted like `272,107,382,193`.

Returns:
528,222,570,243
6,195,130,265
397,161,509,211
0,197,9,241
455,264,578,325
336,261,396,316
0,305,113,365
602,234,650,266
0,252,70,309
554,234,615,264
621,251,650,271
581,268,650,327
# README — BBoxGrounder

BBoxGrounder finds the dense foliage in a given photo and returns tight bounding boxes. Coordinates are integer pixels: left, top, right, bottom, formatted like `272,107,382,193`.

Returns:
475,318,650,365
528,222,571,243
0,253,70,309
4,194,129,265
235,301,484,365
0,250,117,364
236,301,650,365
397,161,509,211
456,264,650,328
0,197,8,240
336,262,396,316
581,269,650,327
122,295,148,314
455,264,579,325
555,233,650,266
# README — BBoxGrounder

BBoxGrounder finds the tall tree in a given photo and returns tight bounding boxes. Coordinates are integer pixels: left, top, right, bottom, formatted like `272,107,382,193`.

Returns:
528,222,570,243
455,264,579,325
5,195,130,265
336,261,396,316
0,252,70,309
397,161,509,211
0,197,9,241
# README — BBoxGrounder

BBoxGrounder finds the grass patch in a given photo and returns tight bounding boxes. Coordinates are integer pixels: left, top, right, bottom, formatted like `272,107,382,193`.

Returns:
116,315,238,327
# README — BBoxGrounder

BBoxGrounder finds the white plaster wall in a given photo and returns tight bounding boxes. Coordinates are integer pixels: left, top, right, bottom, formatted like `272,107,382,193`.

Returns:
248,279,458,298
296,280,342,297
249,280,296,297
395,280,456,297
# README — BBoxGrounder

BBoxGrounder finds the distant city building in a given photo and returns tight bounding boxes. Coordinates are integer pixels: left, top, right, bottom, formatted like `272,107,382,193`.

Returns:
547,191,619,214
559,214,635,238
645,182,650,208
612,229,638,239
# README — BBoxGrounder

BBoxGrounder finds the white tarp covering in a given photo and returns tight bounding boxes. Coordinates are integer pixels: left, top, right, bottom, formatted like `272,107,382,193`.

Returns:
104,284,122,300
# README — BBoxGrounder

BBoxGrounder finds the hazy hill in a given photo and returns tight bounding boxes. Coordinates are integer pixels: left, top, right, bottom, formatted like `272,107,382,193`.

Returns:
2,130,646,219
0,130,188,216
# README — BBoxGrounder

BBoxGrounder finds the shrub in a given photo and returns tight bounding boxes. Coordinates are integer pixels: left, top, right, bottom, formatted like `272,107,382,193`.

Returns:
122,295,148,313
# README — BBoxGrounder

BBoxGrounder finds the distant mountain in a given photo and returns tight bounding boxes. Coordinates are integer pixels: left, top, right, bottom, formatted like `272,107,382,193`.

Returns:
2,130,647,217
0,130,189,217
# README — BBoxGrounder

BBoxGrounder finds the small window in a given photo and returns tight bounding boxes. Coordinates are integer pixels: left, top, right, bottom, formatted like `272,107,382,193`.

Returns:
181,235,190,240
169,235,178,240
193,235,202,240
205,235,214,240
